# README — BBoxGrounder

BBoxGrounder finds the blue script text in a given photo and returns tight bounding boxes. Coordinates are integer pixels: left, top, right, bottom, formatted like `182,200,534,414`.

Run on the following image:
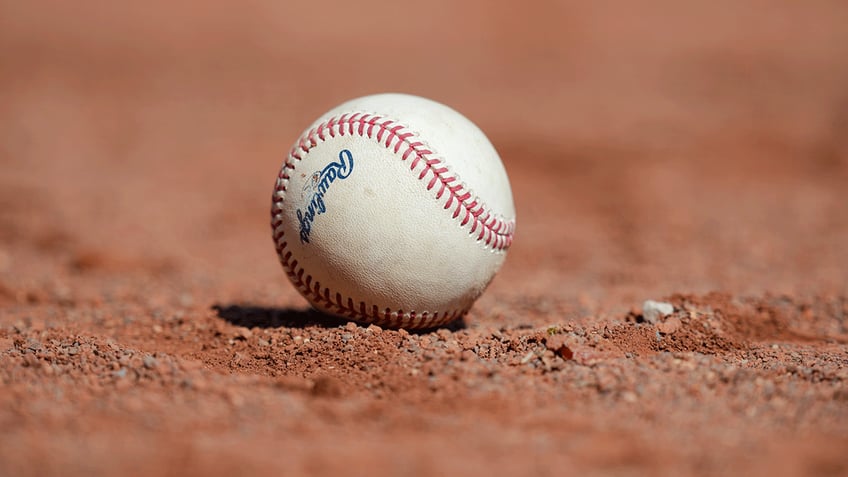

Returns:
296,149,355,243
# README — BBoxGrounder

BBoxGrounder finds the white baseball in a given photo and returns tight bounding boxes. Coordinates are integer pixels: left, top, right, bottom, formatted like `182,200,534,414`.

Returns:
271,93,516,329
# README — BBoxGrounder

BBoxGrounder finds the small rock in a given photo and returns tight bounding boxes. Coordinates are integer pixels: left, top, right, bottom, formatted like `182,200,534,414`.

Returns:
622,391,638,403
545,335,574,360
642,300,674,323
656,316,682,335
26,339,42,351
572,346,623,366
143,355,158,369
519,350,537,364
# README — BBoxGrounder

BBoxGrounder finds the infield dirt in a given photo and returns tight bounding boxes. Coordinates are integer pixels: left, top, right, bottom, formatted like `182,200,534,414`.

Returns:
1,1,847,476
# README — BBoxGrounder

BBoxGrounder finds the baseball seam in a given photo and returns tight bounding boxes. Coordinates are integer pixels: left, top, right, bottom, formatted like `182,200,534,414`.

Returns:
271,112,515,328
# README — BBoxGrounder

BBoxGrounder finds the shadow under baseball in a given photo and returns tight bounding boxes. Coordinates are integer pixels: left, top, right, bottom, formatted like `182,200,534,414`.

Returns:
213,304,346,329
212,303,467,332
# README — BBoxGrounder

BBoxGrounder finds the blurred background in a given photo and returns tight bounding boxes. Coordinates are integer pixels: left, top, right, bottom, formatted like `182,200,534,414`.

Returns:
1,0,847,309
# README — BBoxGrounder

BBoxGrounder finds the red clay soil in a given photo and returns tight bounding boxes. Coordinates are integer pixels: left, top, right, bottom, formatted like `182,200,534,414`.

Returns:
1,2,847,476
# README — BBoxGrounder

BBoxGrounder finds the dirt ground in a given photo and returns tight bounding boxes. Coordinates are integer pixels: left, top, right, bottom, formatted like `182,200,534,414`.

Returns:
1,1,848,476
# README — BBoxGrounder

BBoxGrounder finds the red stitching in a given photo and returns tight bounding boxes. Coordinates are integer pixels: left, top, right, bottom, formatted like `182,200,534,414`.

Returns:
271,112,514,327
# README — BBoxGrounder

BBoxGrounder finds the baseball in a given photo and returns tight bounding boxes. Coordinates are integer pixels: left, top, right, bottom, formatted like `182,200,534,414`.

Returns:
271,93,516,329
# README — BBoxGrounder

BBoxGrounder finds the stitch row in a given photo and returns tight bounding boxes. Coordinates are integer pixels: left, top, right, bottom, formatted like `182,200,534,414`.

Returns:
276,112,514,251
274,241,466,328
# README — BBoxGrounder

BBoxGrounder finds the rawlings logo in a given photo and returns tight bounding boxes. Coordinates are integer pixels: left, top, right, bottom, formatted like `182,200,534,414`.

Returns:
296,149,354,243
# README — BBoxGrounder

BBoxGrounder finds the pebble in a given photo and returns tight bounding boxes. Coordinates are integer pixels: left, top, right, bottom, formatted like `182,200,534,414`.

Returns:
545,335,574,360
657,316,682,335
143,355,158,369
643,300,674,323
622,391,638,403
